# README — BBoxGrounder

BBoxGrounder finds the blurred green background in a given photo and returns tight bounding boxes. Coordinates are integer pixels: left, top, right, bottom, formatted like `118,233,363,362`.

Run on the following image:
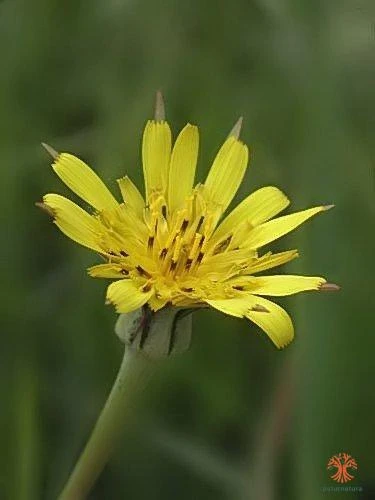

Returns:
1,0,374,499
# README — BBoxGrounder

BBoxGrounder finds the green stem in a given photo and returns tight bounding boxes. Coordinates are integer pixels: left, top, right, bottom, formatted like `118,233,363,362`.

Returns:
58,347,153,500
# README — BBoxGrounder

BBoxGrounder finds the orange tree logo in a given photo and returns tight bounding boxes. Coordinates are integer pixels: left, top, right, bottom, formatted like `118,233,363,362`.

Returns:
327,453,358,483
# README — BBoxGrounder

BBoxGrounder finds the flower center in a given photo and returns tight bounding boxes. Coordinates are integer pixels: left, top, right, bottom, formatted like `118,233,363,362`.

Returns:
97,186,255,306
144,189,215,280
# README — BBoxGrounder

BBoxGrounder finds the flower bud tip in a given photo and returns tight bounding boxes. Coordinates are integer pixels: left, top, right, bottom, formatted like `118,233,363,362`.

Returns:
35,201,55,217
154,91,165,122
228,116,243,139
320,282,340,291
42,142,59,159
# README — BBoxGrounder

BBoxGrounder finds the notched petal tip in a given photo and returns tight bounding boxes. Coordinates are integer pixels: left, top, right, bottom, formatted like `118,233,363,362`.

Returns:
319,282,340,291
41,142,59,160
105,294,114,306
154,90,165,122
35,201,55,218
278,338,293,350
228,116,243,139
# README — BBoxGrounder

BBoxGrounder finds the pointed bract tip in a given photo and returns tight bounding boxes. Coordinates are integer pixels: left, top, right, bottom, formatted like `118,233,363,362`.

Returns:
251,304,270,313
154,91,165,122
320,282,340,291
41,142,59,160
323,204,335,211
228,116,243,139
35,201,55,218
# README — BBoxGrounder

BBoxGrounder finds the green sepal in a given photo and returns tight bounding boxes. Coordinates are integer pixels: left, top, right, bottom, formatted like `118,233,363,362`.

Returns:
115,306,193,359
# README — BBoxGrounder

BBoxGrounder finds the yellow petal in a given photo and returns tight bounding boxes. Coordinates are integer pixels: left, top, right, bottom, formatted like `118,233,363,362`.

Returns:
246,250,299,274
212,186,290,244
88,263,125,279
142,120,172,201
106,280,153,313
52,153,118,211
196,248,251,280
148,294,169,312
43,193,102,251
206,294,268,318
204,136,249,213
117,176,145,217
246,296,294,349
168,124,199,213
242,275,326,296
244,206,331,249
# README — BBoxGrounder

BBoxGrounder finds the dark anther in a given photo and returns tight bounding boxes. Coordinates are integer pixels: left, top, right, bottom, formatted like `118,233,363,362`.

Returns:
213,235,232,255
233,285,244,291
142,283,152,293
120,250,128,257
148,236,154,249
136,265,152,278
180,219,189,233
185,258,193,270
160,248,168,260
170,260,177,272
197,252,204,264
121,269,129,276
198,236,205,248
161,205,167,218
196,215,205,232
181,287,193,292
108,250,117,256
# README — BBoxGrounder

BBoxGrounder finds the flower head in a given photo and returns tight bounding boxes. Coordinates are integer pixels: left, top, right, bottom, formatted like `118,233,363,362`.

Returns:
39,94,338,349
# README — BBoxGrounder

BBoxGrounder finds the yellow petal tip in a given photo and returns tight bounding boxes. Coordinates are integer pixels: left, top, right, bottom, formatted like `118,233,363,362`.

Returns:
319,282,340,291
278,339,293,350
228,116,243,139
154,90,165,122
323,204,335,211
35,201,55,217
41,142,59,160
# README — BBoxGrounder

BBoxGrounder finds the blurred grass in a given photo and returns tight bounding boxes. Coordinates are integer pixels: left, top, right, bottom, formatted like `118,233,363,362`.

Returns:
1,0,374,498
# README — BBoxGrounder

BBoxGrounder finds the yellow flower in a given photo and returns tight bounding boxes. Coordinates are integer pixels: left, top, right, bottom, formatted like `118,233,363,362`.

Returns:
39,97,337,349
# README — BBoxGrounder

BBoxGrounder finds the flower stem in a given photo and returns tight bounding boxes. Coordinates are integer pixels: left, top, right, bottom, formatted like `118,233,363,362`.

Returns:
58,347,153,500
